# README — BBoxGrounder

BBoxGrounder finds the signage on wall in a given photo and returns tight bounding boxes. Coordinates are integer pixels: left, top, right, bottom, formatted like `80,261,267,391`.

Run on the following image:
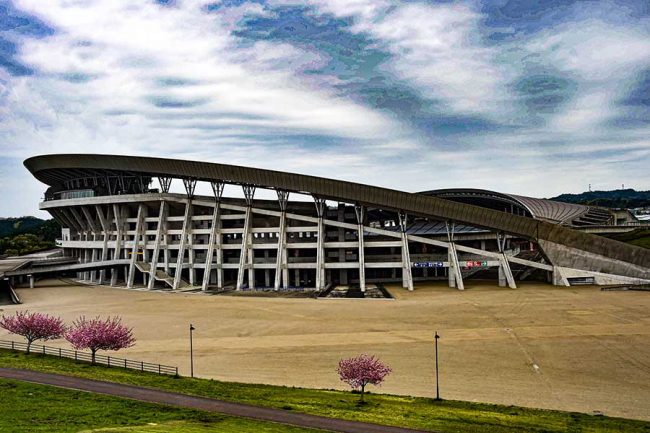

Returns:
465,260,488,268
413,261,444,268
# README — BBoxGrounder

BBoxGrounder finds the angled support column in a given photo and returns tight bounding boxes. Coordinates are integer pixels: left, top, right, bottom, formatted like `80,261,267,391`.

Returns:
61,208,84,239
111,204,125,286
446,221,464,290
158,177,173,193
314,196,326,290
354,204,366,292
274,190,289,291
81,206,99,234
237,186,255,290
70,207,90,241
174,201,192,290
95,205,111,284
69,207,88,240
81,206,99,281
183,178,197,199
203,182,224,291
398,211,414,291
51,209,75,237
497,232,517,289
182,179,198,287
127,204,146,288
148,201,167,289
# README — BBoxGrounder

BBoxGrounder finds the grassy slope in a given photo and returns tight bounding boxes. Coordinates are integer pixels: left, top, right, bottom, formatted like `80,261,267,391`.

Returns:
607,229,650,249
2,350,650,433
0,378,318,433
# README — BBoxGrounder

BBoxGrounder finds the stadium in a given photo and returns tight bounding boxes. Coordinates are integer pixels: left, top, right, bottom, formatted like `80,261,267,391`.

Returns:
7,154,647,291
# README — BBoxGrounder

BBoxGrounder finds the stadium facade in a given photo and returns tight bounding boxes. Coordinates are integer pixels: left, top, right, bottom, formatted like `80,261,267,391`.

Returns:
20,154,650,291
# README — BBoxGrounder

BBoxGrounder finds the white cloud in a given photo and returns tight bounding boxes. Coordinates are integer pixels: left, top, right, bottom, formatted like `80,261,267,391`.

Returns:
1,0,649,217
3,0,403,157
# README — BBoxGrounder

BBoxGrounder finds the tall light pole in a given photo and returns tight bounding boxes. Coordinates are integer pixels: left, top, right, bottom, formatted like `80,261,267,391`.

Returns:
189,324,195,378
434,331,440,400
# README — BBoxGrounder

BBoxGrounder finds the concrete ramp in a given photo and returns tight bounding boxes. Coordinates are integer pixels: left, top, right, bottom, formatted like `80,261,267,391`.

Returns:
4,259,130,277
140,262,189,289
0,281,21,305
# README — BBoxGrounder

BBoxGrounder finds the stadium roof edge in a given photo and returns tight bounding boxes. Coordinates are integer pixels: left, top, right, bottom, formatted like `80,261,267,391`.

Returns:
23,154,650,270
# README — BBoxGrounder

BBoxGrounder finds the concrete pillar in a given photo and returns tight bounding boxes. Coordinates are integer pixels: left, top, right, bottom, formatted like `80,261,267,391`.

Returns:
149,201,167,290
202,201,221,291
111,204,124,285
498,256,517,289
498,264,506,287
188,217,195,287
264,250,270,287
446,222,464,291
127,204,146,288
275,212,288,290
236,207,252,290
399,212,413,290
174,201,192,290
355,205,366,292
81,206,99,282
314,198,326,290
83,248,91,281
552,266,570,286
275,191,289,291
337,204,347,285
316,218,325,290
95,205,110,284
496,233,516,289
29,274,34,289
447,243,464,290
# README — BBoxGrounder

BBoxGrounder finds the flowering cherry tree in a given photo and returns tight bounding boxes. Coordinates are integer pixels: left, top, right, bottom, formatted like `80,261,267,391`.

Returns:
65,316,135,364
0,311,66,354
337,354,392,402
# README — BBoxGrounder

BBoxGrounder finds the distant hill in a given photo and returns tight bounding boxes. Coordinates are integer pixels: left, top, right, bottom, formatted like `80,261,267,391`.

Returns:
0,216,47,237
550,189,650,209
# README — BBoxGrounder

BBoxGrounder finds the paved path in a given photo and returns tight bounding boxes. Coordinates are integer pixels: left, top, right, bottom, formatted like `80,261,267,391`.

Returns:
0,368,430,433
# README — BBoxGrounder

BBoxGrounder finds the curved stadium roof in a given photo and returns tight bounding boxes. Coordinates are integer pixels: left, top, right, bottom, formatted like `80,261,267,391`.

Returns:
420,188,611,226
23,154,650,272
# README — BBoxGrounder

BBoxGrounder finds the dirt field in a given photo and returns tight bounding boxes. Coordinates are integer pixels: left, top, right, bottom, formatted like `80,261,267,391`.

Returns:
2,279,650,421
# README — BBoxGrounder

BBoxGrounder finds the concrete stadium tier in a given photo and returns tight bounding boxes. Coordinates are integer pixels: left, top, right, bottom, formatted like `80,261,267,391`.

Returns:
16,154,650,290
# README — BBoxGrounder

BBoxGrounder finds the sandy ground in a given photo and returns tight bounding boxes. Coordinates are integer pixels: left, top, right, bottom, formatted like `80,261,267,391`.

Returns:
2,279,650,421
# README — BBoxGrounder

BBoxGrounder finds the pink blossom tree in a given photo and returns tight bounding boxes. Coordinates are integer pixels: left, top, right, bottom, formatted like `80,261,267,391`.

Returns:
337,354,392,402
65,316,135,364
0,311,66,354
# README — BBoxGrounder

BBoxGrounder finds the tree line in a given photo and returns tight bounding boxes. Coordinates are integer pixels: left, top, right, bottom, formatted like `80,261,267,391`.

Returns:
0,218,60,256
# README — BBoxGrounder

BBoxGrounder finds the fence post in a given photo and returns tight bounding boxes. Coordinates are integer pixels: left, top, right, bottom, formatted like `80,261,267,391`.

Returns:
124,359,127,369
42,345,45,355
75,350,78,361
158,364,161,374
11,341,14,350
141,361,144,372
59,348,62,357
175,367,178,377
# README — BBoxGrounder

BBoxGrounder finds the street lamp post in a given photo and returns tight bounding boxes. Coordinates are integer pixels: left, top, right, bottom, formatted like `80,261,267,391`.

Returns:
189,324,195,378
434,331,440,400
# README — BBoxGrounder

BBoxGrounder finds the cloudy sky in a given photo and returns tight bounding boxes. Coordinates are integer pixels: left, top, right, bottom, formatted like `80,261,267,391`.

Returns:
1,0,649,217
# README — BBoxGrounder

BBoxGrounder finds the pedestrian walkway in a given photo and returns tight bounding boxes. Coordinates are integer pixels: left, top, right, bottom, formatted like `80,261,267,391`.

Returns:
0,368,430,433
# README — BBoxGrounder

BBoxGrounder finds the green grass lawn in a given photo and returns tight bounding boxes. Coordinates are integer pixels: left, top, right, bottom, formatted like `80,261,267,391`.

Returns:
2,349,650,433
0,378,319,433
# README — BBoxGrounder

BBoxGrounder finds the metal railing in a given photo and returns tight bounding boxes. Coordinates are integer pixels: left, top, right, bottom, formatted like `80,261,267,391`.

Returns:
0,339,178,376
